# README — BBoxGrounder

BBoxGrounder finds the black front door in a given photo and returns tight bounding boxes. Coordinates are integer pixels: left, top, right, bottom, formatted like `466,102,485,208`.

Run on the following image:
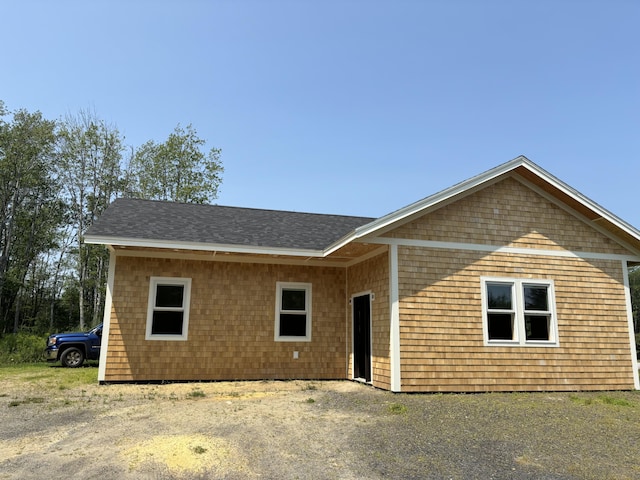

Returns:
353,294,371,382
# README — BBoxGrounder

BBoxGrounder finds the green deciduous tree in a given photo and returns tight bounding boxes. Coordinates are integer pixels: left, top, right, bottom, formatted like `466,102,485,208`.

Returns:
0,99,224,336
125,124,223,204
57,110,124,330
0,105,63,333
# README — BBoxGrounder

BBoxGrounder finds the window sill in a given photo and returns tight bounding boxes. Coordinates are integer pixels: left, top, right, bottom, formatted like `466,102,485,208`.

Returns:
146,335,188,341
275,336,311,342
485,340,559,348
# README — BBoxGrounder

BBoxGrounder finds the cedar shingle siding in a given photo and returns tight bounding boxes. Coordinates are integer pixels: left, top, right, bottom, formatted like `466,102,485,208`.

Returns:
88,157,640,391
105,258,347,382
390,178,635,391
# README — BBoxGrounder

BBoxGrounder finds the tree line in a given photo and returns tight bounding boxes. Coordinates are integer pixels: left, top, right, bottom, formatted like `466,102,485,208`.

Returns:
0,101,223,335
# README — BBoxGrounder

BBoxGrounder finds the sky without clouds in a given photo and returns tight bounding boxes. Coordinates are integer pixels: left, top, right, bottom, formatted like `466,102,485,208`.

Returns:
2,0,638,227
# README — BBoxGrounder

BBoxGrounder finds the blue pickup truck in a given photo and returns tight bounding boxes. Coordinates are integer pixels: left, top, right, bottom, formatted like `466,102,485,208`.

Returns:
45,324,102,367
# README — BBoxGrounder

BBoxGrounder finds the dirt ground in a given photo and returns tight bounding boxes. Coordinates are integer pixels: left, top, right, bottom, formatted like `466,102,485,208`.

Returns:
1,365,640,480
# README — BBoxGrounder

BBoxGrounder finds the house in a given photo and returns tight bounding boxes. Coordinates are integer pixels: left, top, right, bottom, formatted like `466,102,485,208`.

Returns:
85,156,640,392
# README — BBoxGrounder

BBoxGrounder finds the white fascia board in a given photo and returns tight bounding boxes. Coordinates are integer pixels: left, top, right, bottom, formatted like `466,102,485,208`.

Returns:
321,158,527,256
83,235,325,258
367,236,640,263
352,156,528,240
343,156,640,249
520,161,640,244
323,232,361,256
516,176,640,257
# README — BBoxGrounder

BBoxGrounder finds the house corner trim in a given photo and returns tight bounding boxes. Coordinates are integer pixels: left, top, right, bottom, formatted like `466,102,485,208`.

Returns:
622,261,640,390
97,250,116,383
389,244,401,392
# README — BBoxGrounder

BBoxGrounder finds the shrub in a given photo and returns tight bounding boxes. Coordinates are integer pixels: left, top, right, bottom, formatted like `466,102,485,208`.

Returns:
0,333,46,365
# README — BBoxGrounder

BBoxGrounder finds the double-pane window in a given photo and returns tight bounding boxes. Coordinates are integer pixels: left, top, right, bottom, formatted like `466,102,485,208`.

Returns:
482,278,557,346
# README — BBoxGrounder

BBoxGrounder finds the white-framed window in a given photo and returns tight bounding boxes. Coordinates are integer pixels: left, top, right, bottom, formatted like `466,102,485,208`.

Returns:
145,277,192,341
275,282,312,342
481,277,558,347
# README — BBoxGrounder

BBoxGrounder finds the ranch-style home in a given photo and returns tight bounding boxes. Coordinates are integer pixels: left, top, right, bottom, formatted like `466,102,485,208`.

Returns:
85,156,640,392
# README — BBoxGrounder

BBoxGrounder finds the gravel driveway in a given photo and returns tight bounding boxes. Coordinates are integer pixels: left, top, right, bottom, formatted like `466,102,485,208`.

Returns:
1,366,639,479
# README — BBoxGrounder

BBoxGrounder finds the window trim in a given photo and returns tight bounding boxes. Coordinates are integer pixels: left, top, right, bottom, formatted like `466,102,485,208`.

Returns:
145,276,192,341
275,282,312,342
481,277,558,347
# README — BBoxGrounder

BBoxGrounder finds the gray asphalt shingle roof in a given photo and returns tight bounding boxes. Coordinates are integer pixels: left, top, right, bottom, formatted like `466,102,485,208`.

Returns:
85,198,376,251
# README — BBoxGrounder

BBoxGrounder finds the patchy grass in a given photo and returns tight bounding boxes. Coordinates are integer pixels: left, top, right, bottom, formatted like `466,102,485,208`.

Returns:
187,388,206,399
569,393,636,407
1,363,98,388
192,445,208,455
8,396,45,407
1,363,99,408
387,402,408,415
0,371,639,479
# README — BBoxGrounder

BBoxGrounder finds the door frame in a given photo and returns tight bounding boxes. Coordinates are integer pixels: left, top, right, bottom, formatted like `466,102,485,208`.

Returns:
351,291,373,383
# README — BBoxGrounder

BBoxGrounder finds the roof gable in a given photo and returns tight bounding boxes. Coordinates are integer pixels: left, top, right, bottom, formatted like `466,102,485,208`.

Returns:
331,156,640,257
381,175,631,256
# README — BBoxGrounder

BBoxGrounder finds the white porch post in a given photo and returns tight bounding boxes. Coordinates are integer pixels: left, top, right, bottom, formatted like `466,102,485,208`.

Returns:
389,243,401,392
622,261,640,390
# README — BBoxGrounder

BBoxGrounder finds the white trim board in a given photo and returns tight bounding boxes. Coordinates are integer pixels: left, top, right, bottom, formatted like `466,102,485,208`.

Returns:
514,175,640,257
86,157,640,264
366,237,640,263
622,263,640,390
350,290,374,384
84,235,326,258
325,156,640,259
97,251,116,383
389,244,401,392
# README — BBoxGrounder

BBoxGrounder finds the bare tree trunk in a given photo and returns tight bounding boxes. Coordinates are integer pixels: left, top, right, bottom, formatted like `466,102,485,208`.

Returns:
12,287,21,333
91,254,104,326
49,298,55,332
78,248,85,331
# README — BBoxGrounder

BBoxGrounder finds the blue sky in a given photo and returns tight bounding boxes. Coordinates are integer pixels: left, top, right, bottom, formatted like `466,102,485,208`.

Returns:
2,0,639,227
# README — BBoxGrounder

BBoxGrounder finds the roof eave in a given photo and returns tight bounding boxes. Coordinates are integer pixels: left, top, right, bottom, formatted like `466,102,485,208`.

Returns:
83,235,325,258
85,155,640,260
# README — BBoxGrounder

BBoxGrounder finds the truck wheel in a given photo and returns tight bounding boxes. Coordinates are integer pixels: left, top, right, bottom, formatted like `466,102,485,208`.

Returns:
61,347,85,368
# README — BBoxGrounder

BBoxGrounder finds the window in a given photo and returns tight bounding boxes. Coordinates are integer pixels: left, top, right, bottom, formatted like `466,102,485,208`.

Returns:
275,282,312,341
481,277,557,346
146,277,191,341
